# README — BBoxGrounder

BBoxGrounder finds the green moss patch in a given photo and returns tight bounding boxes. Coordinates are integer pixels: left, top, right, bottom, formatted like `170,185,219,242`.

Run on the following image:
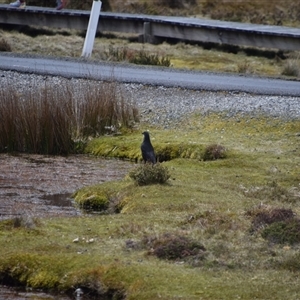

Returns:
73,181,131,213
85,133,206,162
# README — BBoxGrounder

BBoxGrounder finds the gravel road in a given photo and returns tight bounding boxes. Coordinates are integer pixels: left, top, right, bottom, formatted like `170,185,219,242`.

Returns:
1,70,300,129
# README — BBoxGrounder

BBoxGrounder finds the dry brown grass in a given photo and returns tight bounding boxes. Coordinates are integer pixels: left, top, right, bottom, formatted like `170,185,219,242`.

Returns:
0,79,138,154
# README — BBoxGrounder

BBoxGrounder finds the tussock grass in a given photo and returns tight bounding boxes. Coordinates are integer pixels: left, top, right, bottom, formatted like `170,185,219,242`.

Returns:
105,45,171,67
0,37,11,52
281,59,300,77
0,79,138,154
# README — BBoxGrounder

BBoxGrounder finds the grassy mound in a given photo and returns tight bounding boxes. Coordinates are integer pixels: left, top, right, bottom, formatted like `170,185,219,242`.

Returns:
0,114,300,299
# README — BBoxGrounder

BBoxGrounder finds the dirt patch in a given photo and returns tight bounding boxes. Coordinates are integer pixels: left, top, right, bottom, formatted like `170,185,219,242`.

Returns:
0,153,133,220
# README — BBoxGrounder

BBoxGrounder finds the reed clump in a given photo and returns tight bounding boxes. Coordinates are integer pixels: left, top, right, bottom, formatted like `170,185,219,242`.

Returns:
0,79,138,154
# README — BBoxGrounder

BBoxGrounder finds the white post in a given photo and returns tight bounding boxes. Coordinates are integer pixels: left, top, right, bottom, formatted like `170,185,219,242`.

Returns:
81,0,102,58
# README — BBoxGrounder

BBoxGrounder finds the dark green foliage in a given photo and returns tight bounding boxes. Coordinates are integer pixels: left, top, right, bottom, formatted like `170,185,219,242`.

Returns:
261,219,300,245
203,144,227,161
129,163,170,185
142,233,206,260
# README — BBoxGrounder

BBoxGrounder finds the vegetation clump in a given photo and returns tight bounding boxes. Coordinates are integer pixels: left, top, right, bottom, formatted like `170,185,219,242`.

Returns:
0,38,11,52
281,59,300,77
0,80,138,154
142,233,206,261
247,206,300,245
75,192,110,211
105,46,171,67
261,218,300,245
129,163,170,185
73,182,129,213
249,207,295,232
202,143,227,161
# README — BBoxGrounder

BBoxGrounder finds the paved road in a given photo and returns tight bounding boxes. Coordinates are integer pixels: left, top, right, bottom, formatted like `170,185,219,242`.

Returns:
0,54,299,96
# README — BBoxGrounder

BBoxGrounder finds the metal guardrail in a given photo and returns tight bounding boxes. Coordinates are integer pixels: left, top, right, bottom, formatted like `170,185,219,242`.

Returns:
0,5,300,51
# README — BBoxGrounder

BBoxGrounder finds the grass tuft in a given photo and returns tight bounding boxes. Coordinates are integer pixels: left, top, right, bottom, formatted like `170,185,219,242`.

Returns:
0,38,11,52
281,59,300,77
105,46,171,67
202,143,227,161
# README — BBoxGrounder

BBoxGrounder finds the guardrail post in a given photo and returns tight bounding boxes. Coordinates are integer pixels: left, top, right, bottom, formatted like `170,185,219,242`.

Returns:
143,22,151,43
142,22,159,44
81,0,102,58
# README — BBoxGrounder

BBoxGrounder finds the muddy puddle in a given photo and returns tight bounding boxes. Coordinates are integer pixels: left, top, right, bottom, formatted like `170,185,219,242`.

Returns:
0,153,134,300
0,153,134,220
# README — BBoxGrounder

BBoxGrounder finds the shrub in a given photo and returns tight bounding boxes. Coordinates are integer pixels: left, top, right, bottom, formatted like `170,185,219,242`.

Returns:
261,219,300,245
129,163,170,185
249,207,295,232
202,144,227,161
142,233,206,261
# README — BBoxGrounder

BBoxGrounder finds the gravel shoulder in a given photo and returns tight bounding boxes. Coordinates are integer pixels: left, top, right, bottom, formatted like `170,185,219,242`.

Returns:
1,70,299,129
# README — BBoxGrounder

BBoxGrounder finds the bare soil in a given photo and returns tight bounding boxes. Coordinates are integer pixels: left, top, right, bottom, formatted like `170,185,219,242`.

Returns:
0,153,133,220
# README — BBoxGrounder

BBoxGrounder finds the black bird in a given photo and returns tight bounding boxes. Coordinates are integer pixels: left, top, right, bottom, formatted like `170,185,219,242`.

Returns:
141,131,156,164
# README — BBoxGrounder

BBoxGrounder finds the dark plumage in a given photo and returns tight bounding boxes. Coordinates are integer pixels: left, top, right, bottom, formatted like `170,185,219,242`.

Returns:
141,131,156,164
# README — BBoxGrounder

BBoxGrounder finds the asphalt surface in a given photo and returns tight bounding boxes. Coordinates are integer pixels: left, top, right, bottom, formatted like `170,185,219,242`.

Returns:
0,53,299,96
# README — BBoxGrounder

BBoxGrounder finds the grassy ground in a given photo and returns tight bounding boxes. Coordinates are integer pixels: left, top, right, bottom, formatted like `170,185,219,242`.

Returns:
0,1,300,298
1,27,299,79
1,113,300,299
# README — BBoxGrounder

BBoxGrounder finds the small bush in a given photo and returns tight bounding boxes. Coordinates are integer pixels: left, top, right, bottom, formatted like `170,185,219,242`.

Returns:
129,163,170,186
261,219,300,245
142,233,206,261
202,144,227,161
249,207,295,232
